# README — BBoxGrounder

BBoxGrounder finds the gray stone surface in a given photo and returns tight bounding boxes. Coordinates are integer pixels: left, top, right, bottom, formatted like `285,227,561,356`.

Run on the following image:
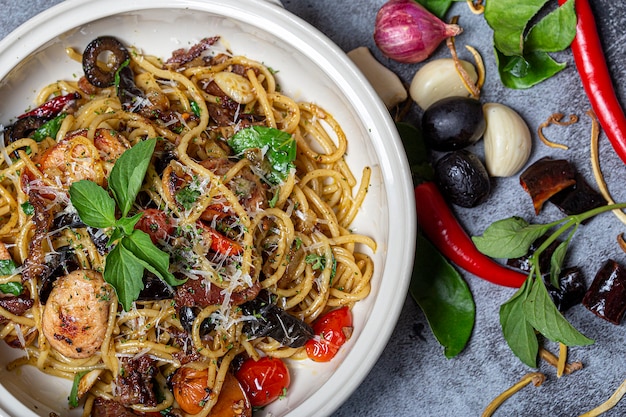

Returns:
2,1,626,416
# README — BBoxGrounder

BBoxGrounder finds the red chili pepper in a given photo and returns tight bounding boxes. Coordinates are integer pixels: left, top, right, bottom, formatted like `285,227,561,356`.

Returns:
415,181,527,288
558,0,626,165
18,92,80,120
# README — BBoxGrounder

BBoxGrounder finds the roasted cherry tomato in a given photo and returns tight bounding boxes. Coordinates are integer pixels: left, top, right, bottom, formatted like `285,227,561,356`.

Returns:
305,306,353,362
134,208,174,244
235,356,290,407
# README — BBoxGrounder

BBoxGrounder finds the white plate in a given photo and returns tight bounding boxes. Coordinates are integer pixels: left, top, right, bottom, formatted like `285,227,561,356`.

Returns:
0,0,416,416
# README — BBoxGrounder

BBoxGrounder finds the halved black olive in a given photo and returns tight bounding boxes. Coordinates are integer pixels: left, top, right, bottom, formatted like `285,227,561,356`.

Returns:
240,290,314,348
52,212,110,255
178,306,214,337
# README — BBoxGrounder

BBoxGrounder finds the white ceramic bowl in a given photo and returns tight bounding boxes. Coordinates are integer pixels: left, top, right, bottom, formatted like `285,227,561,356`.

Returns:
0,0,416,416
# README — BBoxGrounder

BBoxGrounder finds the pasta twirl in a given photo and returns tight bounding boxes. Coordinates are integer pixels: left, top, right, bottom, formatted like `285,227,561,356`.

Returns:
0,35,375,416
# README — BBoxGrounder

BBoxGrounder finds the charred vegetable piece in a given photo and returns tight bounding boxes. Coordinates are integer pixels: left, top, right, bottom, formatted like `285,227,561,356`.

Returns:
546,267,586,312
549,173,607,219
434,150,490,208
519,157,576,214
38,246,79,304
178,306,214,336
583,259,626,324
240,290,314,347
421,96,486,152
136,272,174,301
52,212,110,254
506,236,561,274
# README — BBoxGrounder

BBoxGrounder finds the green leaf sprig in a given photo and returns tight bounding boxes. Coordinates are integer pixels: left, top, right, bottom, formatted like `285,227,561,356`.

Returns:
472,201,626,367
69,138,184,311
484,0,577,89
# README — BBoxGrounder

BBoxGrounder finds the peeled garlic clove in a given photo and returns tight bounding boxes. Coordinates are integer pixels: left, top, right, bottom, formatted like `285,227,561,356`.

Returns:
410,58,477,110
212,71,255,104
483,103,532,178
348,46,407,109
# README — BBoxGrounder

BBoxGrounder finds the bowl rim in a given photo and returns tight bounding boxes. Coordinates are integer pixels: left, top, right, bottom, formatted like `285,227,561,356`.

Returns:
0,0,417,416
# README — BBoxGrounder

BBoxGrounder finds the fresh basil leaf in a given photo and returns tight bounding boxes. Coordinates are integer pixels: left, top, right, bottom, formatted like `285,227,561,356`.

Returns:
0,259,17,276
523,278,594,346
114,59,131,90
115,212,143,236
472,216,550,259
20,201,34,216
496,49,567,89
0,281,23,296
549,239,569,288
123,230,185,287
32,113,67,142
68,370,89,408
69,180,117,228
104,243,145,311
410,233,475,359
485,0,549,57
524,0,576,53
108,138,157,217
500,279,538,367
228,126,296,184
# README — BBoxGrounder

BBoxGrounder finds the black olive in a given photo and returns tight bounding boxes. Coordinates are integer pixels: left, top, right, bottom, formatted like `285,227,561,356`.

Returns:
82,36,131,88
178,306,214,336
137,272,175,301
434,150,490,208
421,97,486,152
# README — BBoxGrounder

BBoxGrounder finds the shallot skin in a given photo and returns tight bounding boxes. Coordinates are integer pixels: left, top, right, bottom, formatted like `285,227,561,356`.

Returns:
374,0,462,64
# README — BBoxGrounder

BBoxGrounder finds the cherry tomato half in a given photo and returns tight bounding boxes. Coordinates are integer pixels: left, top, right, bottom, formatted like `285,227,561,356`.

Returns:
305,306,353,362
235,356,290,407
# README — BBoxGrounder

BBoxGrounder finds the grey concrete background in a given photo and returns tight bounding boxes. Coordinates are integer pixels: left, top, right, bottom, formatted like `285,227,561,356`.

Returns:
2,1,626,416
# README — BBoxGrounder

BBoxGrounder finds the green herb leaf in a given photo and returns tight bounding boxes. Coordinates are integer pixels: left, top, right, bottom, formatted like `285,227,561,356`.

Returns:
495,50,567,90
549,239,569,288
108,138,157,217
523,278,594,346
114,59,131,90
20,201,34,216
228,126,296,184
115,212,143,236
410,233,475,358
176,184,201,210
190,100,201,117
524,0,576,53
0,281,23,296
0,259,17,276
68,370,89,408
69,180,117,228
103,242,146,311
485,0,549,56
472,216,550,259
123,230,184,287
415,0,457,19
32,113,67,142
499,279,538,367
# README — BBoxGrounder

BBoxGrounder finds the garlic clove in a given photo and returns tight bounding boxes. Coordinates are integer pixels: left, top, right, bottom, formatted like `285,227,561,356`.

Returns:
348,46,407,109
410,58,477,111
482,102,532,178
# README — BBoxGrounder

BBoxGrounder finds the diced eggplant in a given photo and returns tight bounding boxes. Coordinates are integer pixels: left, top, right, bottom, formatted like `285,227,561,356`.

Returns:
519,157,576,214
545,267,586,312
583,259,626,324
549,173,607,220
506,236,560,275
240,290,314,348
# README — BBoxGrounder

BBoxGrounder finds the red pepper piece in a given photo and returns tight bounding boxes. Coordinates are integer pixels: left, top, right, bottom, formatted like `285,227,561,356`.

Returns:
196,221,243,256
415,181,527,288
18,92,80,120
558,0,626,165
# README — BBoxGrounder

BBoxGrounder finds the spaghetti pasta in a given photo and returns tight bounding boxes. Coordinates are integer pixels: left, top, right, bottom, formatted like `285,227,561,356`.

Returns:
0,35,375,416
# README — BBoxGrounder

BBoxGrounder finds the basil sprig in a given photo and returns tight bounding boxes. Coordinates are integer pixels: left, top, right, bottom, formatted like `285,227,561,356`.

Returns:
473,202,626,367
69,138,184,311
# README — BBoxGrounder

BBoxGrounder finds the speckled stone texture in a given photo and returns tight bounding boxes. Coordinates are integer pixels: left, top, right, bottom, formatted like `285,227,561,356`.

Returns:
3,1,626,416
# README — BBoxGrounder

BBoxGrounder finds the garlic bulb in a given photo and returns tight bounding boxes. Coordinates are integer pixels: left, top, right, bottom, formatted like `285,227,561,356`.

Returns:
482,103,532,177
410,58,477,110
